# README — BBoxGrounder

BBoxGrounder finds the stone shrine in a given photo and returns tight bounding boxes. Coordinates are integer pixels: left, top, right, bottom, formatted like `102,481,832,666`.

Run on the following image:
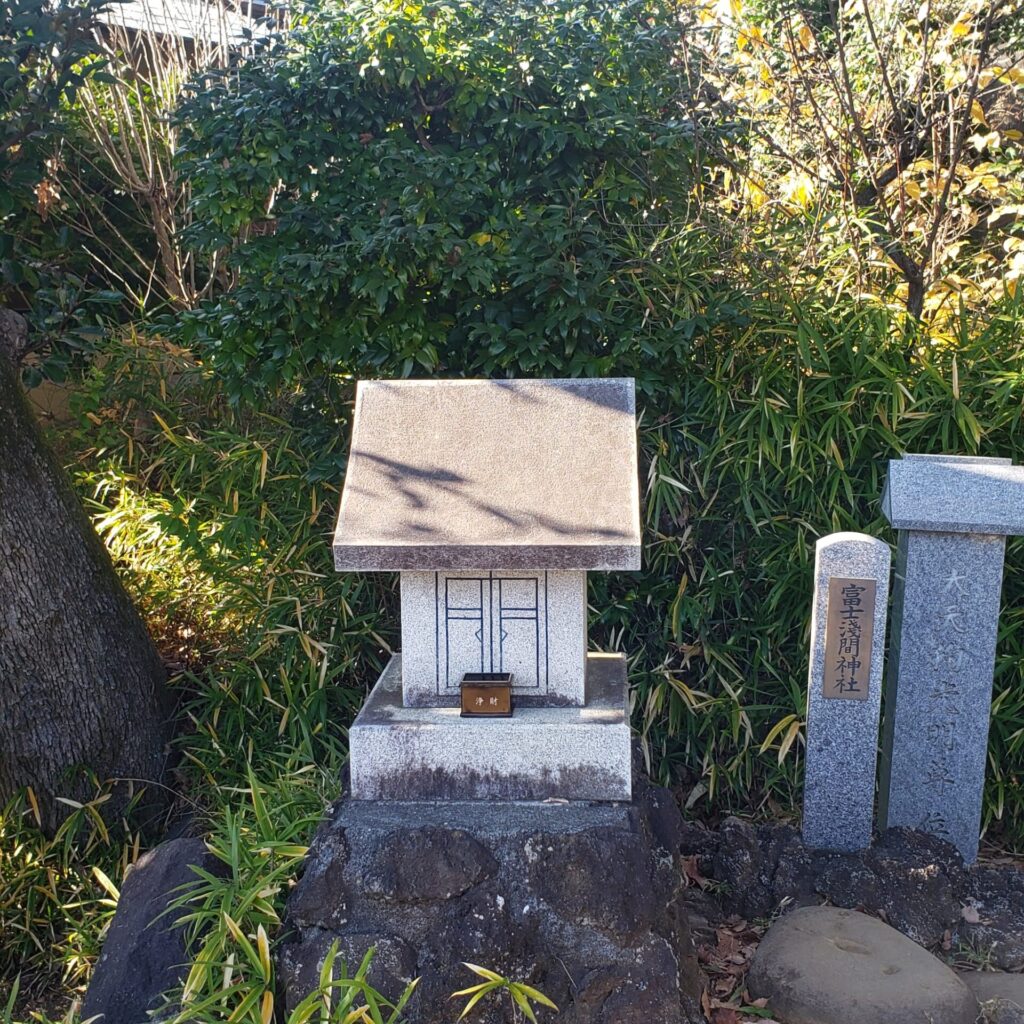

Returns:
878,453,1024,863
332,377,640,803
278,377,705,1024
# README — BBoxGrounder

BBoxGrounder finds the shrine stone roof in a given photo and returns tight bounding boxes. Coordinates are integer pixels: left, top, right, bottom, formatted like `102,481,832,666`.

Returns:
882,454,1024,535
333,378,641,571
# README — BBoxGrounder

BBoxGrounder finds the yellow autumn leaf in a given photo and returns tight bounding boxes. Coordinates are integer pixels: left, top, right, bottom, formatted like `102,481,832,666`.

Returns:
745,175,769,211
951,16,971,36
970,99,986,125
736,24,763,50
782,172,815,209
256,924,271,978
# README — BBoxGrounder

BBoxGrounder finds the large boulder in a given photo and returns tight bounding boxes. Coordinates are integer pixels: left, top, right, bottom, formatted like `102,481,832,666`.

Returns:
278,777,705,1024
747,906,978,1024
82,837,227,1024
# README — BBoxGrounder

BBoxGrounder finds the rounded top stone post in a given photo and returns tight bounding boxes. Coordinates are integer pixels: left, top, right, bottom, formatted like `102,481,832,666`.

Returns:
803,531,891,852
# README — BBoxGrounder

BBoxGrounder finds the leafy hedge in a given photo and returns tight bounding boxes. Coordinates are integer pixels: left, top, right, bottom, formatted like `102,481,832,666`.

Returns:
175,0,722,400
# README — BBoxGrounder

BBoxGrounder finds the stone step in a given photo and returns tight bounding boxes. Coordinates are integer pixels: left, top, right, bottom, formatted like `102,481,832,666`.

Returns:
349,652,631,801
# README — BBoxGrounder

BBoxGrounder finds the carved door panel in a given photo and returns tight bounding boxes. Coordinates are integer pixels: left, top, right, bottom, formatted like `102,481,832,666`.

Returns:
443,577,486,687
438,573,547,694
496,577,539,691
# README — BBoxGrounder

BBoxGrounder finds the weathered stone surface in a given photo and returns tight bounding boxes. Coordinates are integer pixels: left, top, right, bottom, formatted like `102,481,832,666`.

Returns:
332,378,641,571
348,653,631,802
878,526,1006,863
363,826,497,901
960,970,1024,1009
82,837,228,1024
803,532,890,852
526,828,657,939
979,999,1024,1024
685,816,1024,973
400,568,587,707
280,929,418,1009
747,906,978,1024
287,832,350,929
960,866,1024,971
700,819,969,946
881,454,1024,535
279,778,704,1024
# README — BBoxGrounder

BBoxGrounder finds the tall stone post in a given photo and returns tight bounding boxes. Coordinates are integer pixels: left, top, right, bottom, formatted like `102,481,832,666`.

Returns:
803,533,891,852
878,454,1024,863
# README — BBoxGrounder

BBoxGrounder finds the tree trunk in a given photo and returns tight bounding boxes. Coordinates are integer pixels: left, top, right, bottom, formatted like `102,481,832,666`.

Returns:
0,311,174,831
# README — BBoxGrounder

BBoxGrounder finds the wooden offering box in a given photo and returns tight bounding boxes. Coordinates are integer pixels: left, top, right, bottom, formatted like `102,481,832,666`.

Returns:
460,673,513,718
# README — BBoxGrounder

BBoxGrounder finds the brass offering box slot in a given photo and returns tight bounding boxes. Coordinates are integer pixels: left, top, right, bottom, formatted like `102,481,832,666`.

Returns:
460,673,513,718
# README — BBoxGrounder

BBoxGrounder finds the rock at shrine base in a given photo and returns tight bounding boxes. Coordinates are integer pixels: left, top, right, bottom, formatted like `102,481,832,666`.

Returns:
278,781,705,1024
349,652,631,802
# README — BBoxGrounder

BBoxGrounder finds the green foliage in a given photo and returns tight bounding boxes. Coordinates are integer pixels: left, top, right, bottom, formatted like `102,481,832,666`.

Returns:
69,337,394,782
0,0,110,214
4,1,1024,1018
164,769,420,1024
594,291,1024,834
174,0,722,400
0,0,130,381
0,785,128,999
0,338,394,1016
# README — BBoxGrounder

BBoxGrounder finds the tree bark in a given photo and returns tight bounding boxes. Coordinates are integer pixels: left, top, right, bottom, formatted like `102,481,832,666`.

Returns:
0,310,174,831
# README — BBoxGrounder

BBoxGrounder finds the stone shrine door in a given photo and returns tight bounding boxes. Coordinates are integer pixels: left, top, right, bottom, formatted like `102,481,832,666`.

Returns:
440,573,546,692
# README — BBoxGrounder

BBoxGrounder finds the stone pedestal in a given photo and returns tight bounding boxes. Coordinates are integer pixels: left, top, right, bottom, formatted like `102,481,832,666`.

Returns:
279,781,705,1024
348,653,632,802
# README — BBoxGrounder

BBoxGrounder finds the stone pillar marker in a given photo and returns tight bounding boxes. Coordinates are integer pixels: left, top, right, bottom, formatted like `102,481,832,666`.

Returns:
878,454,1024,864
803,532,891,852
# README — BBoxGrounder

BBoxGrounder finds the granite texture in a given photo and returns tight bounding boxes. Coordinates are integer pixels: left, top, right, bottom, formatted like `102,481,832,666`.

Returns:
878,528,1007,863
803,532,891,852
399,569,587,707
882,453,1024,534
278,779,705,1024
332,378,641,571
348,653,631,801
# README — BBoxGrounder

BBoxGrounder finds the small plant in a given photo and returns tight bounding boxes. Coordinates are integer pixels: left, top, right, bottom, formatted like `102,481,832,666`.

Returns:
451,963,557,1023
284,944,417,1024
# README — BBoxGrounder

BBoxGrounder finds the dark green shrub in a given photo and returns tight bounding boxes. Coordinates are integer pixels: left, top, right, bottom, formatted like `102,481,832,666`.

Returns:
175,0,728,400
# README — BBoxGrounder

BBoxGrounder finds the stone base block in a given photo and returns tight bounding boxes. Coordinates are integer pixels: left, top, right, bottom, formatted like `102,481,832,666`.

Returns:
279,782,704,1024
349,652,631,801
